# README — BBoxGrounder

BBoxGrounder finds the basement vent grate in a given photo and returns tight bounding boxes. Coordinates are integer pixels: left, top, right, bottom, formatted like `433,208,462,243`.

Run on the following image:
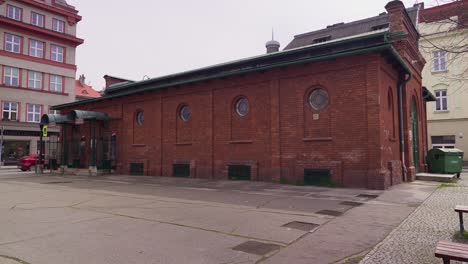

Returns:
357,194,379,199
130,163,144,176
41,181,72,184
316,210,343,216
228,165,251,181
173,164,190,178
340,201,364,207
282,221,319,231
232,240,281,256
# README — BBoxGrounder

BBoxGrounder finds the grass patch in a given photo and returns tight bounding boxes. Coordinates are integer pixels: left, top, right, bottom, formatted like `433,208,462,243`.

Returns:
342,255,364,264
453,230,468,241
439,183,458,188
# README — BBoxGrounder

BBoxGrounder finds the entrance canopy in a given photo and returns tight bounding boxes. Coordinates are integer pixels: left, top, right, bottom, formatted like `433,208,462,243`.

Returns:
41,110,109,125
40,114,71,125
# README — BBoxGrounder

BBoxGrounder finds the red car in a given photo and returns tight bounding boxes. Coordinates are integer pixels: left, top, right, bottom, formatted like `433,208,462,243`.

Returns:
17,154,49,171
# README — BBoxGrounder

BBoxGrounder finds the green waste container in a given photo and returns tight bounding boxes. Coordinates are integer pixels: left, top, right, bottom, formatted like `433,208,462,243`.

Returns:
426,148,464,178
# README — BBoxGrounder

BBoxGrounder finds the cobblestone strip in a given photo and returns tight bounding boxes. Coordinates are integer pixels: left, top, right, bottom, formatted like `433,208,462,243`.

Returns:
361,178,468,264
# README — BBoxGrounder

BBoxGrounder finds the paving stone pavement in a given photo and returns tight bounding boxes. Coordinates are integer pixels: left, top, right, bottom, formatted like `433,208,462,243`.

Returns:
361,173,468,264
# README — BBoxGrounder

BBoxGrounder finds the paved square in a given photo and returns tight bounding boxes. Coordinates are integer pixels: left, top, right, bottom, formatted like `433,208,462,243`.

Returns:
0,169,437,264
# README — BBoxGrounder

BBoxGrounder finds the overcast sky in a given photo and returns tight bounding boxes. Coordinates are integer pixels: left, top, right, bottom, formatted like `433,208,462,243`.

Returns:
66,0,438,90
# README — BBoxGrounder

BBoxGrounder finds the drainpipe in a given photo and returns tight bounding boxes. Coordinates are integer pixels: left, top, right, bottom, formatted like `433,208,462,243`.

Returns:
397,73,412,182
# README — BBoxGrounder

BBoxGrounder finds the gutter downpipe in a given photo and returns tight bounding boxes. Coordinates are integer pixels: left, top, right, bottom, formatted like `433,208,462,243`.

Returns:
398,72,412,182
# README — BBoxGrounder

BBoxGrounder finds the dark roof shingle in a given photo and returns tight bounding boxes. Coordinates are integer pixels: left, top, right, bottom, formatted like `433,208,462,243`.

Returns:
284,6,419,50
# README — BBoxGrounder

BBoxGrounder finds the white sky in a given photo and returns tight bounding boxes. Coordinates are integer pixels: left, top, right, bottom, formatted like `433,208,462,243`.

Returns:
66,0,439,90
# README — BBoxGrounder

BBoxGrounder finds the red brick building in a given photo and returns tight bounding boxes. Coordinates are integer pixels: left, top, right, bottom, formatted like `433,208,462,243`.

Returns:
46,1,432,189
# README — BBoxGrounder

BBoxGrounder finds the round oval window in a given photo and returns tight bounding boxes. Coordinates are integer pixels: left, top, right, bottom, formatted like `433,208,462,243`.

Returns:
309,89,329,111
136,111,144,126
180,105,191,121
235,98,250,117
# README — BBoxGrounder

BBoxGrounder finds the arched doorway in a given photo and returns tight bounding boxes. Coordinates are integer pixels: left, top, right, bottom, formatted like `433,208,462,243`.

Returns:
411,98,419,173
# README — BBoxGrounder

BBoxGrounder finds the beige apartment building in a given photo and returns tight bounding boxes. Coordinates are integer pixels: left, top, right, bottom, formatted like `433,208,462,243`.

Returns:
0,0,82,165
419,1,468,161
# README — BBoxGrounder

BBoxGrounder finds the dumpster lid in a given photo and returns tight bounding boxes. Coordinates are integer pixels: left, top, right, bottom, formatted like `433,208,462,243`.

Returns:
429,148,464,154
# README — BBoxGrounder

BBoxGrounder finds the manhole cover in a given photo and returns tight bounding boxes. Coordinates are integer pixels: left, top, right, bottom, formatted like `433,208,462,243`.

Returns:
41,181,72,184
357,194,379,199
340,201,364,207
316,210,343,216
232,241,281,255
282,221,319,231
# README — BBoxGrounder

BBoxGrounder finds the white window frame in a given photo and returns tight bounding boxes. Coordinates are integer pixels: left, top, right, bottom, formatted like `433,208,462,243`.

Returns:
433,50,447,72
435,90,448,111
27,104,41,123
50,45,64,62
432,135,456,149
2,102,18,121
29,39,44,58
31,12,44,27
49,107,60,115
52,18,65,33
49,75,63,93
28,71,42,90
7,5,21,21
5,33,21,53
3,67,20,87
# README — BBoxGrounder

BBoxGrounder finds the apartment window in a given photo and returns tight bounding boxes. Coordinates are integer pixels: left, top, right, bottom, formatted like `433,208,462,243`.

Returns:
432,135,455,149
3,67,20,87
29,39,44,58
7,5,22,21
31,12,45,27
50,75,63,92
433,50,447,72
28,71,42,90
5,33,22,53
27,104,41,123
435,90,448,111
52,18,65,33
2,102,18,121
49,107,60,115
51,45,64,62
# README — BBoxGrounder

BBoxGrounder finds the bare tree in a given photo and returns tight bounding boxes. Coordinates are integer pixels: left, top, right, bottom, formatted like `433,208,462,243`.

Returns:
419,0,467,89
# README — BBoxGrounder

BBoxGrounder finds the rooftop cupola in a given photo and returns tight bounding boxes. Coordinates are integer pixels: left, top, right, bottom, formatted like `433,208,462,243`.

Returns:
265,30,280,54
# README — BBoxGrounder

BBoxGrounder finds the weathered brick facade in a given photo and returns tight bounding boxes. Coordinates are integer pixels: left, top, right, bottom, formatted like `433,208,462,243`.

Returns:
53,1,429,189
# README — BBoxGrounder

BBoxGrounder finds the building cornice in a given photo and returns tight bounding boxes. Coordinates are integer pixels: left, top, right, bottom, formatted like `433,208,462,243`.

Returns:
0,50,77,70
0,16,84,47
1,0,82,25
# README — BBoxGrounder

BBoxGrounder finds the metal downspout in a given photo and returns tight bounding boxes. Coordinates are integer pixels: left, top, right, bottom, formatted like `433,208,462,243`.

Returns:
398,73,412,182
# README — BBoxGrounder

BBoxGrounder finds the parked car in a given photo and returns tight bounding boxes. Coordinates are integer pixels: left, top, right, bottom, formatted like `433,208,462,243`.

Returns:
17,154,49,171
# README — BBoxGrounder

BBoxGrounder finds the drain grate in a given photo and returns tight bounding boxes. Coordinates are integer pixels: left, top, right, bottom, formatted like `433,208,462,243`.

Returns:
41,181,72,184
316,210,343,216
232,241,281,255
357,194,379,199
282,221,319,231
340,201,364,207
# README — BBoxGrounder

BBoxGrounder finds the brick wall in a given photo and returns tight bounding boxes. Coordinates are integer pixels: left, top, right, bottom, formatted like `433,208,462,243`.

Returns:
62,50,426,189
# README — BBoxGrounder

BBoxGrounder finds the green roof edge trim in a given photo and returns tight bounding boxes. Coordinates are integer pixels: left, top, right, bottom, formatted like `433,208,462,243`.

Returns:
106,31,390,93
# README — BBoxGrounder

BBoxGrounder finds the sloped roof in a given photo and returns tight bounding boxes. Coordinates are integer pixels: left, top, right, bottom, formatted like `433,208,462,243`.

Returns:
75,80,101,99
284,6,420,50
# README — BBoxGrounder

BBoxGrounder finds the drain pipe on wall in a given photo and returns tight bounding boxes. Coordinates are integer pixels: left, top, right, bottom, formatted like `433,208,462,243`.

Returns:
398,72,412,182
